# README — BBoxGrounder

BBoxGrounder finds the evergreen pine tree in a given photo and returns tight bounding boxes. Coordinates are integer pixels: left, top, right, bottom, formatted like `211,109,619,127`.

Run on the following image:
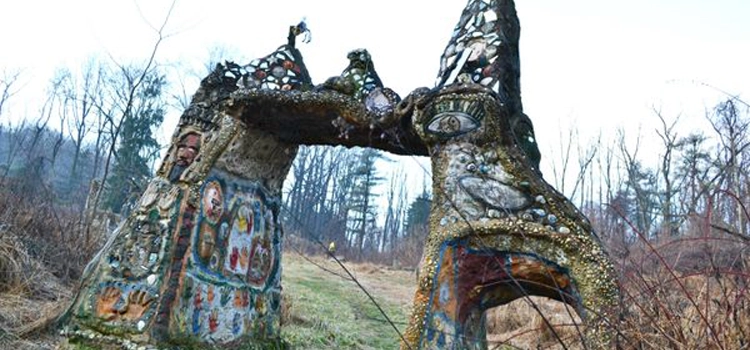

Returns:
346,148,384,258
103,71,166,213
404,188,431,237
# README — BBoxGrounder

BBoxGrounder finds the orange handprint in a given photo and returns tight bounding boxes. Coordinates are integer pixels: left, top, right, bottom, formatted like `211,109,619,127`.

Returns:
95,286,122,321
207,285,215,304
208,309,219,333
122,290,154,321
234,289,243,308
239,246,250,270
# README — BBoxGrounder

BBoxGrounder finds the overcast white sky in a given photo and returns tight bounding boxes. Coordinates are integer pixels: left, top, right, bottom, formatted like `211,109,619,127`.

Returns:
2,0,749,203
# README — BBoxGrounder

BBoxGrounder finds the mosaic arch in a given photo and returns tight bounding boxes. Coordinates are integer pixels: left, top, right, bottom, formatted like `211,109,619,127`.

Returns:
61,0,619,349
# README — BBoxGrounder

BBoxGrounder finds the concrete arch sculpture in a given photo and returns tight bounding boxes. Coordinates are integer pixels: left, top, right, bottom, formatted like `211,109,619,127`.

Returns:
62,1,619,348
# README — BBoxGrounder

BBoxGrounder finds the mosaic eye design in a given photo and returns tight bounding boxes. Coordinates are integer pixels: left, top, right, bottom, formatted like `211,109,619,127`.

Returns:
425,97,486,138
426,111,480,137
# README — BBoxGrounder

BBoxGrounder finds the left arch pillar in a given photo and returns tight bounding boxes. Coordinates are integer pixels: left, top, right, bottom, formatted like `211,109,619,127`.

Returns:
61,33,310,349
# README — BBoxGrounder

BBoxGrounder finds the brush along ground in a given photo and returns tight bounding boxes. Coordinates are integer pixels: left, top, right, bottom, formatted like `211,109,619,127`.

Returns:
486,296,583,350
9,239,744,349
0,228,72,350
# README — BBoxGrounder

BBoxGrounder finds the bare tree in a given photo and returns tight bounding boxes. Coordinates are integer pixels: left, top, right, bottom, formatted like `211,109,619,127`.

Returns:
708,99,750,235
618,129,658,237
573,134,600,208
168,45,245,111
592,139,622,240
59,60,105,196
22,73,66,183
549,123,575,195
382,166,406,255
653,107,681,236
548,123,599,205
2,119,28,180
283,145,364,255
84,0,177,236
0,69,22,120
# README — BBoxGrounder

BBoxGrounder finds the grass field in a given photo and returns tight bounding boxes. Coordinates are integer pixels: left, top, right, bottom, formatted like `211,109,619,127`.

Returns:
280,252,414,349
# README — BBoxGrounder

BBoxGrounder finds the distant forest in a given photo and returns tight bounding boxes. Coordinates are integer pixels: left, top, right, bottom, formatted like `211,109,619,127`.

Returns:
2,58,750,267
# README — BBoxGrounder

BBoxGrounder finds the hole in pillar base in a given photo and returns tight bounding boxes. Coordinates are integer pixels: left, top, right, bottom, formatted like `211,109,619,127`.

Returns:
485,296,584,349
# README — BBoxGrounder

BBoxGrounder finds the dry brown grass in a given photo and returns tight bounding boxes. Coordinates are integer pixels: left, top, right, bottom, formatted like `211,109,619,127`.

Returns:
0,180,102,349
486,296,583,349
480,233,750,350
0,228,72,349
614,234,750,349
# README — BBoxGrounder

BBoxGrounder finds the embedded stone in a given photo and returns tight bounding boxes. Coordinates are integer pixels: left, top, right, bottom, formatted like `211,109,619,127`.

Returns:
365,88,392,114
547,214,558,224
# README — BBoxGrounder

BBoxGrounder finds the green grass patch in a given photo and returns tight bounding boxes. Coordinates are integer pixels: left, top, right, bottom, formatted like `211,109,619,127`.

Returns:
281,254,410,349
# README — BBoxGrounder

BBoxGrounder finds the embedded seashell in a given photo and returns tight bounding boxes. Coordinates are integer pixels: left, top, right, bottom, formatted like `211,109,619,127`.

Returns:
147,274,157,284
535,195,547,204
457,73,473,83
547,214,558,224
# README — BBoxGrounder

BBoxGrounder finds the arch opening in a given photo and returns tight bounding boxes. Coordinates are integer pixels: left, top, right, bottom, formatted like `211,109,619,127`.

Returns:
485,296,584,349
